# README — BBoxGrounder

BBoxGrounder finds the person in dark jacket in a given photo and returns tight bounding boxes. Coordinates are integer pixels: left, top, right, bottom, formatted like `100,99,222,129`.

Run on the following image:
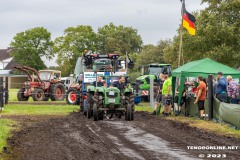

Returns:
93,76,104,87
215,72,228,102
112,76,126,92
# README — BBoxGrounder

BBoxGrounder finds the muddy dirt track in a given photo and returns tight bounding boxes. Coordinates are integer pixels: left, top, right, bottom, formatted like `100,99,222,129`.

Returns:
2,112,240,160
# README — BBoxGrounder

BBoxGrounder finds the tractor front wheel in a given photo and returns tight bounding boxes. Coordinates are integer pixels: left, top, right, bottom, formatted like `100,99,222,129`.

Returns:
126,104,132,121
87,103,91,119
50,83,66,101
93,104,98,121
66,88,80,105
17,88,29,101
32,88,45,101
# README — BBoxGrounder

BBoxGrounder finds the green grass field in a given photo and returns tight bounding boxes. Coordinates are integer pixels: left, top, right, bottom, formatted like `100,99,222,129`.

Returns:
166,116,240,138
0,119,16,154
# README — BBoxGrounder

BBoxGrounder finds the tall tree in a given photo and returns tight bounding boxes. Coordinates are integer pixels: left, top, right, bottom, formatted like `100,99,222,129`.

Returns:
164,0,240,68
97,23,143,55
54,25,97,76
10,27,53,70
135,39,172,68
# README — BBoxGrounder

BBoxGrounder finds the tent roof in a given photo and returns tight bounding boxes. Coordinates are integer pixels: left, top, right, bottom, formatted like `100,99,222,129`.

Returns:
172,58,240,78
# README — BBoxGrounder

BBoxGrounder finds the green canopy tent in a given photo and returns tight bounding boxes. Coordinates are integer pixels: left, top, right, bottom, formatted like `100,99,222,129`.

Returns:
171,58,240,111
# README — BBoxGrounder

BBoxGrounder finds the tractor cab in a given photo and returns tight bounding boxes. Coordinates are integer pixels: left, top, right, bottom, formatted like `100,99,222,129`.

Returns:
39,70,61,83
139,64,172,76
92,59,113,71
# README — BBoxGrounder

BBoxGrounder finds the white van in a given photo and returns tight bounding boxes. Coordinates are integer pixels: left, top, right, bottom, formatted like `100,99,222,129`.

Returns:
61,77,71,90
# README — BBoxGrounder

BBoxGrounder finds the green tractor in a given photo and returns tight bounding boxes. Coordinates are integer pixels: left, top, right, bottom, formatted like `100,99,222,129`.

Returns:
136,64,172,101
86,77,134,121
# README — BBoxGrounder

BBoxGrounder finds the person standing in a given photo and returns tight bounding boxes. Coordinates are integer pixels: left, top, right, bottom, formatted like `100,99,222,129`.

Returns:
162,72,172,116
226,75,239,104
151,73,165,115
213,77,218,96
194,76,207,119
215,72,227,102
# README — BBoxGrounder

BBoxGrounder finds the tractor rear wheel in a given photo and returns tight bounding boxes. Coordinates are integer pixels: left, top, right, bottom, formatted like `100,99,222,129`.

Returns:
125,93,134,121
83,99,87,115
32,88,45,101
17,88,29,101
66,88,80,105
50,83,66,101
93,93,103,120
130,93,134,120
93,104,98,121
87,92,93,119
87,103,91,118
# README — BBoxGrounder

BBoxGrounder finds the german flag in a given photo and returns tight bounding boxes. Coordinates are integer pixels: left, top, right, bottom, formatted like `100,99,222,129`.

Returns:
181,0,196,35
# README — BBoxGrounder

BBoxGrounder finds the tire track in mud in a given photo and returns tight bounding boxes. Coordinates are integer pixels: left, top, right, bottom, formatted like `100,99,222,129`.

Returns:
86,120,145,160
101,121,198,160
4,111,240,160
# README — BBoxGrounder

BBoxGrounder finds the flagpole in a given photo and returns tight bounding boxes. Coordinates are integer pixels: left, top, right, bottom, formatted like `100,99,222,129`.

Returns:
178,0,184,67
178,27,183,67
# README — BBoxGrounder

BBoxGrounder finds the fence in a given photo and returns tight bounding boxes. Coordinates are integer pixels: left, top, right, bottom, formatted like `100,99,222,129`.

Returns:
185,96,240,129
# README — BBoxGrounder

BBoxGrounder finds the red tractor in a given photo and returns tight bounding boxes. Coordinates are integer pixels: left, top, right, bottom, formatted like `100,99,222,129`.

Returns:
14,65,66,101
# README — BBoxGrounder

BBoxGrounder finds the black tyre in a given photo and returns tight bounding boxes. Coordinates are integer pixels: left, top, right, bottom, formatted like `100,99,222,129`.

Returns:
83,99,87,115
50,83,66,101
87,92,94,118
66,88,80,105
17,88,29,101
93,104,98,121
32,88,45,101
87,103,91,118
125,93,134,121
126,104,131,121
130,93,134,120
93,92,103,120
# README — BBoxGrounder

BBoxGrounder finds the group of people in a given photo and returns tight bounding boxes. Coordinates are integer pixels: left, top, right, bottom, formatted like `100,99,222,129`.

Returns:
93,75,127,91
193,71,239,119
151,70,239,119
214,72,239,104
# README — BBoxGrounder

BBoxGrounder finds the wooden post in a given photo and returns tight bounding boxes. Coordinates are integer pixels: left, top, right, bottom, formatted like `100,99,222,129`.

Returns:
5,77,9,104
0,77,4,109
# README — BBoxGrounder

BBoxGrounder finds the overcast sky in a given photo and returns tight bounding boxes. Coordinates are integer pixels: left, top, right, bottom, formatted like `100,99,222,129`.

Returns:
0,0,207,66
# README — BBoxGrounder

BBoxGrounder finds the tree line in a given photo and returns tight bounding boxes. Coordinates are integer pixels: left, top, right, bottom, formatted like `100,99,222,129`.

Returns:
10,0,240,77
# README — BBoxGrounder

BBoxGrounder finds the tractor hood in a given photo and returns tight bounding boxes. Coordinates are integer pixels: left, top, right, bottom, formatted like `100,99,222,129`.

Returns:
136,75,156,90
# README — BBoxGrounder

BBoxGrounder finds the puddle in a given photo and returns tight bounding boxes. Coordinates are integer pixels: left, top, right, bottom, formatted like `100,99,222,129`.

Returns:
106,121,199,160
107,133,145,160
